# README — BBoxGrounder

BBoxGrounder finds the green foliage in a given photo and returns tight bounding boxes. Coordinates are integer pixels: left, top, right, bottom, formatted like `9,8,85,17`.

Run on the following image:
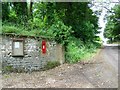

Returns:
2,23,38,37
46,21,73,45
2,24,21,33
12,2,28,23
65,38,85,63
2,2,99,43
4,65,13,71
2,2,10,21
104,4,120,42
2,2,101,63
2,65,13,73
0,20,2,34
58,2,99,42
2,65,28,73
8,9,17,22
2,2,31,25
43,61,60,70
66,37,101,63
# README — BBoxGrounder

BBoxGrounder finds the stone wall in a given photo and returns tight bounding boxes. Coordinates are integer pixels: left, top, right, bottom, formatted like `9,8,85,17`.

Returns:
1,35,65,71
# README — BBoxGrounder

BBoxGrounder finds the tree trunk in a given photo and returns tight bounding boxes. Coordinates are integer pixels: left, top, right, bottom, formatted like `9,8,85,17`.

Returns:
29,0,33,19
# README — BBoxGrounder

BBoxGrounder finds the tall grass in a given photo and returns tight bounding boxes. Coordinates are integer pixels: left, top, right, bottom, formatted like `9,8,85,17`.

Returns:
2,24,38,37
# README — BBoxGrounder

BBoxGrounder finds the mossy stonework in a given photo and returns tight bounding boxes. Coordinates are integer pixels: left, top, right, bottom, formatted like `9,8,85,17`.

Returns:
1,35,65,72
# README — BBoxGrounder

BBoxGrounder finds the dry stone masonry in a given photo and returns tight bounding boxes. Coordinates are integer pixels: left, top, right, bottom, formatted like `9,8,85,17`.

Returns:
1,35,65,72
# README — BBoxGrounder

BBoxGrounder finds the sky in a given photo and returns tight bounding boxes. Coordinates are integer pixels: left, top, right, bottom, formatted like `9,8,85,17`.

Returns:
90,1,119,44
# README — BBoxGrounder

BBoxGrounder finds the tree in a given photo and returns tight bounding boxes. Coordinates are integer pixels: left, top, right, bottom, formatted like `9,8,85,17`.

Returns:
2,2,10,21
33,2,99,44
61,2,99,43
104,4,120,42
28,0,33,19
2,2,100,44
12,2,28,23
2,2,101,63
2,2,29,24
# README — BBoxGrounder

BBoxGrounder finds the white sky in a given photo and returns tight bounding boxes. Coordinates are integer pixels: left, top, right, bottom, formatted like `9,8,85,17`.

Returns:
90,1,119,44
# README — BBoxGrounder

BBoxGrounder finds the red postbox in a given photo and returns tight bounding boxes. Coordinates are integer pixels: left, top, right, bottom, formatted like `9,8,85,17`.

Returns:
42,40,46,54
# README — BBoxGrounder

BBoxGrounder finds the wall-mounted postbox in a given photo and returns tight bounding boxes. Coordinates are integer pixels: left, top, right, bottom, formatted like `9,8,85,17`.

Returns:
42,40,46,54
12,38,24,56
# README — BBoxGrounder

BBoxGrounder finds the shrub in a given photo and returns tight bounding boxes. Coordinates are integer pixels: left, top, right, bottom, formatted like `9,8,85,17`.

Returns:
46,21,73,45
65,37,100,63
65,37,85,63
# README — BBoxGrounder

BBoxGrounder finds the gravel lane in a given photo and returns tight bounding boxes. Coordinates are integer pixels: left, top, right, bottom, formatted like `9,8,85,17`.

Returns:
2,64,94,88
2,46,118,88
81,46,118,88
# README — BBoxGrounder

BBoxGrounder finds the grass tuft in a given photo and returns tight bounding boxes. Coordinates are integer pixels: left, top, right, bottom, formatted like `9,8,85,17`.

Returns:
43,61,60,70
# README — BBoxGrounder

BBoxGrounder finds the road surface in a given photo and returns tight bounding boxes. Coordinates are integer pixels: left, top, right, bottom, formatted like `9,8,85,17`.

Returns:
2,45,119,88
81,45,118,88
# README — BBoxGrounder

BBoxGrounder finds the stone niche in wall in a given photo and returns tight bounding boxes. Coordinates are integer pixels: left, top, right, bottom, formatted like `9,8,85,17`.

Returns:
12,38,24,57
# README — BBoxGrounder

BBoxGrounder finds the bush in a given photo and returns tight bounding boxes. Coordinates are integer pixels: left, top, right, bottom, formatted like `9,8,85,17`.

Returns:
46,20,73,45
65,37,100,63
65,37,85,63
